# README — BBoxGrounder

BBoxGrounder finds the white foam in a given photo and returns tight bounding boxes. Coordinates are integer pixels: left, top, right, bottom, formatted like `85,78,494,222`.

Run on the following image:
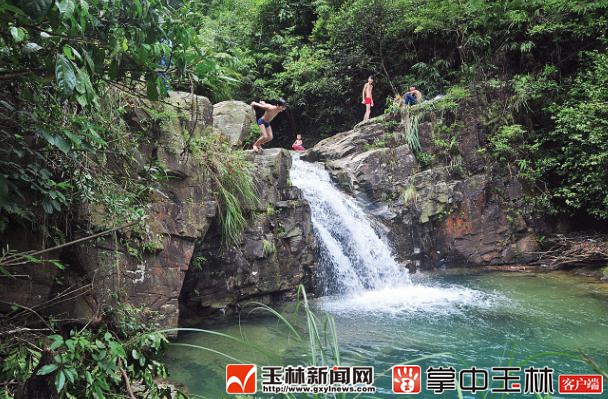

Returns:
290,156,409,294
318,284,500,316
290,155,502,316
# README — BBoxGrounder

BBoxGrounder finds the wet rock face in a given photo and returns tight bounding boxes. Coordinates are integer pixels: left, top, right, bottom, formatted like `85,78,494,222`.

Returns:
0,93,316,332
213,100,256,146
305,112,538,270
179,149,316,323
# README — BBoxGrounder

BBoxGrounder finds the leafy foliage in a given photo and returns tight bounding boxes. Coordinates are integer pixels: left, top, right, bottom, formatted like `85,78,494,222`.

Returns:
532,52,608,219
0,0,248,233
0,304,183,398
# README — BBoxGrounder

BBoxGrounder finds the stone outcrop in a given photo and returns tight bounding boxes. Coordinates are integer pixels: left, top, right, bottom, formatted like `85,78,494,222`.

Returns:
68,94,218,330
304,108,539,270
166,91,213,137
179,149,316,324
213,100,256,146
0,92,316,331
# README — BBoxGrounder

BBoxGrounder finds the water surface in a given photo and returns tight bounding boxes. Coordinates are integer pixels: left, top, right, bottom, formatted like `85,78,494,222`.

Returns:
165,271,608,398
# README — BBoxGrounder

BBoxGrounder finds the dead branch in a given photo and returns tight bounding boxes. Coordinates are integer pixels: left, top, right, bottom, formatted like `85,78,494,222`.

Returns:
529,233,608,268
1,219,141,268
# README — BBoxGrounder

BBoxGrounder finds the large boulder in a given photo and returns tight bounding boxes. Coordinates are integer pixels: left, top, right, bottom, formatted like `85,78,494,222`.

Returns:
179,149,317,323
326,144,417,198
303,119,386,162
72,184,217,330
213,100,256,146
70,94,218,330
247,148,293,207
166,91,213,135
0,94,319,332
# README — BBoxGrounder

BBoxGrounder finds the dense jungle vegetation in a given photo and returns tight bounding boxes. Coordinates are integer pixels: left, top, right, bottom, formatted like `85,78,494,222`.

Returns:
0,0,607,397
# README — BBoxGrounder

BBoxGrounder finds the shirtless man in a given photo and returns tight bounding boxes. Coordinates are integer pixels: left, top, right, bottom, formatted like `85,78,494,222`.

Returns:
361,75,374,122
403,86,423,106
250,98,287,152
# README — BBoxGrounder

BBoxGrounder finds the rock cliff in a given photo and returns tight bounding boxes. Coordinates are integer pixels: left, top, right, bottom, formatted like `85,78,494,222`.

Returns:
0,92,315,332
179,149,316,324
304,107,539,270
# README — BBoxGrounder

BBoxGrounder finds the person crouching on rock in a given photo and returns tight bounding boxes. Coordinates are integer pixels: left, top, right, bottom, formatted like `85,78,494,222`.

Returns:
403,86,423,106
250,98,287,152
292,134,305,151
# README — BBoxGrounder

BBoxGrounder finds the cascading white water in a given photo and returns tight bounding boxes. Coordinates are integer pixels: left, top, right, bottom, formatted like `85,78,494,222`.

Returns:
289,156,408,294
290,155,500,315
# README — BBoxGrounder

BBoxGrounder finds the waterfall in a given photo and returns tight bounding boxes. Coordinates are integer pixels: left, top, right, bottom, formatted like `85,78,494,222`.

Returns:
290,156,409,295
290,155,500,315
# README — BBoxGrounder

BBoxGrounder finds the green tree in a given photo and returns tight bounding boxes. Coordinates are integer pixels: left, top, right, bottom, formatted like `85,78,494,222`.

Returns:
535,52,608,219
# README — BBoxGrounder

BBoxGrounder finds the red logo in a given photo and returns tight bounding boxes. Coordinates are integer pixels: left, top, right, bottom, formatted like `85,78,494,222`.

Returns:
392,365,421,394
558,374,603,394
226,364,257,394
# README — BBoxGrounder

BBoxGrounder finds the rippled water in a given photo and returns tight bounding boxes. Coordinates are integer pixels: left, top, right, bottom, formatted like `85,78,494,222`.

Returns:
165,272,608,398
165,158,608,398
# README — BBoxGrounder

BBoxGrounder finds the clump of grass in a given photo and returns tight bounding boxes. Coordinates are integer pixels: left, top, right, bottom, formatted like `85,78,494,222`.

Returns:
190,132,259,247
402,107,423,152
402,183,418,207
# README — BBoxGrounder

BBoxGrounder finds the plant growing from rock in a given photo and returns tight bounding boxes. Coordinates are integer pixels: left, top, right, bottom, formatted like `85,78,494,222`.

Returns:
189,133,259,247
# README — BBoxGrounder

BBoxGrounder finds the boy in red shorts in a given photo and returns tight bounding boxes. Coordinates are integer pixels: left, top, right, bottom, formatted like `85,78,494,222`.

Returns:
361,75,374,122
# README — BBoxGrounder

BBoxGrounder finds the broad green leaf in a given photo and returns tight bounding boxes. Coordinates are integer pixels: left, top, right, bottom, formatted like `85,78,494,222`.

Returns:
134,0,142,16
55,0,75,18
36,363,59,375
76,94,87,107
42,200,54,214
53,136,71,153
64,339,75,351
10,26,26,43
63,129,82,145
22,42,43,54
49,334,64,350
83,50,95,73
55,55,77,94
67,368,77,384
39,129,71,154
55,370,66,392
146,76,159,100
63,45,74,60
108,341,126,358
0,3,26,16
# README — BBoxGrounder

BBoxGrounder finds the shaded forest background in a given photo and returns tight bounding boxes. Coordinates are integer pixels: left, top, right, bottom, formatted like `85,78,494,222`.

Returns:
1,0,607,254
187,0,608,223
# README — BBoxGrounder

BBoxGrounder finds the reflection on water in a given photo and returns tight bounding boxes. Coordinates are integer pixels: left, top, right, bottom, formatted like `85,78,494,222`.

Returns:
165,271,608,398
